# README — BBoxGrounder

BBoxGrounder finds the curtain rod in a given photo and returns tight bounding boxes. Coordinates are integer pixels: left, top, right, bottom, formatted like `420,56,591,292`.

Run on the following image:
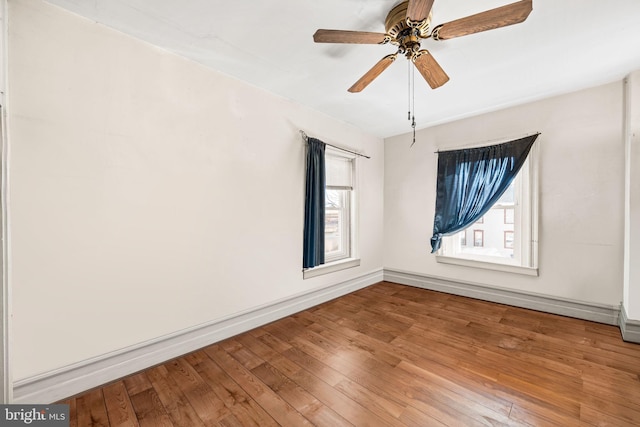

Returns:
434,132,541,154
299,130,371,159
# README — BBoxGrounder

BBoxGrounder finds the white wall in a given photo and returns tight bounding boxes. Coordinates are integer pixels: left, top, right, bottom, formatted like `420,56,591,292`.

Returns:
385,82,625,307
624,71,640,320
7,0,383,381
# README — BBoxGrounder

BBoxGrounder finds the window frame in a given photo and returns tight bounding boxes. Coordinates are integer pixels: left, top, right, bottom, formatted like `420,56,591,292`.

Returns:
436,142,539,276
303,148,360,279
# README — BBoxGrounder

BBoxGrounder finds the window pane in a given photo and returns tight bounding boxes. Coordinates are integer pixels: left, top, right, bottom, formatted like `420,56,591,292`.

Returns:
504,231,514,249
504,208,514,224
325,189,350,261
473,230,484,247
326,189,342,209
441,178,518,261
325,208,342,253
496,183,515,204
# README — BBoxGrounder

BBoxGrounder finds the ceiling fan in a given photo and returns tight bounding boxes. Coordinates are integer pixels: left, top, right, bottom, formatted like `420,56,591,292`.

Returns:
313,0,533,92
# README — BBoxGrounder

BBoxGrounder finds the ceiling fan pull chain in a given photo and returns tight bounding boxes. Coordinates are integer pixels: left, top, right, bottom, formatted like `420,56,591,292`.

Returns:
410,57,416,147
412,60,416,121
410,58,417,148
407,59,411,121
411,115,416,147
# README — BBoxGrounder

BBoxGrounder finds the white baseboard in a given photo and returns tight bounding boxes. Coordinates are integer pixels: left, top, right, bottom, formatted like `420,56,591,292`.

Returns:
384,269,620,326
13,269,383,404
619,304,640,343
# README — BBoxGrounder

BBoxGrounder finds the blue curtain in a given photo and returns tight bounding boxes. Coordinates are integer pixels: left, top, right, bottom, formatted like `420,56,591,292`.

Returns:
303,137,326,268
430,134,539,253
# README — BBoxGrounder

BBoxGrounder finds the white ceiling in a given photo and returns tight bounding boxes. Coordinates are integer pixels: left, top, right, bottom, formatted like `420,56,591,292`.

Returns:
44,0,640,138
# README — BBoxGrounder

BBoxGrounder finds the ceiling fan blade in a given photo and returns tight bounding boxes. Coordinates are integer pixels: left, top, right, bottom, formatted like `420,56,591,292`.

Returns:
313,29,389,44
413,50,449,89
406,0,435,23
348,54,397,93
432,0,532,41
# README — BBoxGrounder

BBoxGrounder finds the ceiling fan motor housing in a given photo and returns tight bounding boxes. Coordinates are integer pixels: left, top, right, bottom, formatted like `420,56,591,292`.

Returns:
386,1,430,56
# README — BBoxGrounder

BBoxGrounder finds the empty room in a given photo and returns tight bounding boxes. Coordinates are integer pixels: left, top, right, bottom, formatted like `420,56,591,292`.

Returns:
2,0,640,425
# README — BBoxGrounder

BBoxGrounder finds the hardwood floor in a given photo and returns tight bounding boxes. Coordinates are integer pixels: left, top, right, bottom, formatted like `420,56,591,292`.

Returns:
60,282,640,426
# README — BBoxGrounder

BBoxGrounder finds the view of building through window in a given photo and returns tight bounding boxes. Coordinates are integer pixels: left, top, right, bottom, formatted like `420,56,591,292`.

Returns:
446,181,517,260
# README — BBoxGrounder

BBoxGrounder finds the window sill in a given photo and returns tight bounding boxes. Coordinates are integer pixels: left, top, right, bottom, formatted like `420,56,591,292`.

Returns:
303,258,360,279
436,255,538,276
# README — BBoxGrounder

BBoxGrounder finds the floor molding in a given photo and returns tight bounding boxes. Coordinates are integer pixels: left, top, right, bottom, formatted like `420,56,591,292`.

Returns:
13,269,383,404
384,269,620,326
619,304,640,343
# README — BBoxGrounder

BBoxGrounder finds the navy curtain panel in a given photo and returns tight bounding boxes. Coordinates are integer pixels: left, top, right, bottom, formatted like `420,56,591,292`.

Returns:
430,134,539,253
303,137,326,268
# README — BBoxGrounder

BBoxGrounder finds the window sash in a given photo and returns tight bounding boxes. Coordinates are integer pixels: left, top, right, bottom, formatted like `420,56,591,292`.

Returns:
325,188,351,262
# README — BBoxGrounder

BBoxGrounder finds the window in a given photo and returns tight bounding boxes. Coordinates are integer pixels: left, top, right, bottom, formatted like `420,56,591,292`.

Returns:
504,208,514,224
437,146,538,276
473,230,484,247
304,149,359,278
504,231,514,249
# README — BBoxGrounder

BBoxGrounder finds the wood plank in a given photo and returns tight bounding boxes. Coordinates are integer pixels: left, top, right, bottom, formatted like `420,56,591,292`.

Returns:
398,405,447,427
204,345,313,426
580,403,639,427
250,362,351,426
287,363,402,426
123,373,153,396
252,326,401,426
334,377,407,421
283,346,348,387
217,413,244,427
145,365,206,427
219,340,264,370
304,308,517,420
102,381,140,427
62,398,78,427
75,388,110,427
508,402,581,426
191,350,276,427
397,361,513,419
128,388,173,427
164,358,231,425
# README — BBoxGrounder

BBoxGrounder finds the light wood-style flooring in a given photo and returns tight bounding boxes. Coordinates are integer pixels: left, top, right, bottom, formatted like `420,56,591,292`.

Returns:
60,281,640,426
